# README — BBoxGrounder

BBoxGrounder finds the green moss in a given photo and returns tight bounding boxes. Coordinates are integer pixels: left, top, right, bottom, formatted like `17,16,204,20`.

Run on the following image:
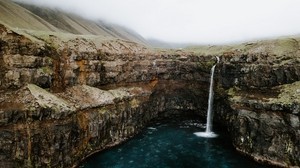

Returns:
268,81,300,105
44,56,53,64
225,87,245,104
273,38,299,56
185,45,232,56
226,87,242,96
227,88,235,97
196,60,215,72
185,37,300,64
40,66,53,74
98,107,108,114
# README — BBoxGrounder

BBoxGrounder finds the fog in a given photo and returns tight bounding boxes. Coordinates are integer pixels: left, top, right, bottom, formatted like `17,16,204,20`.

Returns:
14,0,300,44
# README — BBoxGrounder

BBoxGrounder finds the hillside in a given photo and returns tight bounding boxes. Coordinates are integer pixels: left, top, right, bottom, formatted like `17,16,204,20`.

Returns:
0,0,148,45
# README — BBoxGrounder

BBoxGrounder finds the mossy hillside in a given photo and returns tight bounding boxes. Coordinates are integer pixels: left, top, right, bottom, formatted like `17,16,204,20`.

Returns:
21,29,110,50
185,38,300,65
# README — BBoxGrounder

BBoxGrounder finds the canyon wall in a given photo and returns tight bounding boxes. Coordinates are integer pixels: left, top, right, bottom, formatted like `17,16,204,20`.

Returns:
1,23,300,167
0,24,211,167
215,42,300,167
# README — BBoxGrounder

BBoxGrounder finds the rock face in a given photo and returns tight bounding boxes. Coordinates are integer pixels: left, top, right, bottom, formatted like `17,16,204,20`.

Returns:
0,23,212,167
0,83,153,167
217,82,300,167
213,40,300,167
219,42,300,89
0,22,209,91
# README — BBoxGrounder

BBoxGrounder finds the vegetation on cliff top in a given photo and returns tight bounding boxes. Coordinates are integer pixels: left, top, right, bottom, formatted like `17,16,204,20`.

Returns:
185,37,300,58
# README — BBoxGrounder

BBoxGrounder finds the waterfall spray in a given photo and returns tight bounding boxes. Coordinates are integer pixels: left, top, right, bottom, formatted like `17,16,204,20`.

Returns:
194,56,219,138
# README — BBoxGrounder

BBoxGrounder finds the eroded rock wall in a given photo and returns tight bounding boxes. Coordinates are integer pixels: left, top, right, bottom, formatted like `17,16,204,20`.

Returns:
215,83,300,167
0,84,155,167
0,83,208,168
0,24,54,90
0,23,211,92
220,50,300,89
214,41,300,167
0,24,211,167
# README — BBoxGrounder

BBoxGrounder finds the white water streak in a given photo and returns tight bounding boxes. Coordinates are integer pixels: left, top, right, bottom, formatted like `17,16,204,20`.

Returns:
205,63,216,133
194,56,219,138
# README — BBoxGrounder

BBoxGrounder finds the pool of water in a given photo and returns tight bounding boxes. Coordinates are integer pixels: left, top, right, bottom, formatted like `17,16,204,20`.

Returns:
80,118,267,168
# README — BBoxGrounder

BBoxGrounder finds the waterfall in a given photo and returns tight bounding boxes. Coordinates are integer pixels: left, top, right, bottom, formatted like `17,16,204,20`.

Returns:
194,56,219,138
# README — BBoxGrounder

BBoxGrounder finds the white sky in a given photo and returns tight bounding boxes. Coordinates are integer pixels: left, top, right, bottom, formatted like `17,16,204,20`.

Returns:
14,0,300,44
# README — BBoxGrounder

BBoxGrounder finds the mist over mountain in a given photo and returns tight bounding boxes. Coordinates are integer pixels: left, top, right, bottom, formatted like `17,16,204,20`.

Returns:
11,0,300,45
147,38,197,49
0,0,148,45
2,0,300,46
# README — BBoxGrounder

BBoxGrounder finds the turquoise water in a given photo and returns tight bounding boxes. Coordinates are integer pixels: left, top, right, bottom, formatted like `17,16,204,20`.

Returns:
81,118,267,168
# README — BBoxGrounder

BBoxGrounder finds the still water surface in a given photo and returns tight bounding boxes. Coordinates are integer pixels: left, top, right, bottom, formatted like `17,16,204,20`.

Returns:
81,118,267,168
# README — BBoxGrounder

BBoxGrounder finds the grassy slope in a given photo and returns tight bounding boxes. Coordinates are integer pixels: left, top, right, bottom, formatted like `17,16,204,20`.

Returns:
0,0,59,32
0,0,148,46
185,38,300,57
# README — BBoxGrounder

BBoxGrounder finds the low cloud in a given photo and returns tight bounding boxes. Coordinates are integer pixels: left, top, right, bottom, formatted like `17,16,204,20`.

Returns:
14,0,300,44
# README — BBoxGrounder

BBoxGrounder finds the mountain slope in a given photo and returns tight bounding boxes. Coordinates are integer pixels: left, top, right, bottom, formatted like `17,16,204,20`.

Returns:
0,0,148,45
0,0,59,32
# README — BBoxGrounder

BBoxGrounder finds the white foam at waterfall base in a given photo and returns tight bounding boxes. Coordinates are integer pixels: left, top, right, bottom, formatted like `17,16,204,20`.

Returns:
194,131,218,138
194,56,219,138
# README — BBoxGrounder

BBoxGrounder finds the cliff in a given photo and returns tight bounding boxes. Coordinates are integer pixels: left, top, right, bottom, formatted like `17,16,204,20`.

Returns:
0,22,212,167
0,0,300,167
201,40,300,167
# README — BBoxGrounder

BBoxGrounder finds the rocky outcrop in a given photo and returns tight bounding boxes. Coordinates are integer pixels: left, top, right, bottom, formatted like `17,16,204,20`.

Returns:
216,82,300,167
0,83,154,167
0,23,211,91
218,38,300,89
212,39,300,167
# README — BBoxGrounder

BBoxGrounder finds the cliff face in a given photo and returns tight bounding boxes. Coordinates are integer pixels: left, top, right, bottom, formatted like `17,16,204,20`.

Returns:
219,39,300,89
213,41,300,167
223,82,300,167
0,23,212,167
